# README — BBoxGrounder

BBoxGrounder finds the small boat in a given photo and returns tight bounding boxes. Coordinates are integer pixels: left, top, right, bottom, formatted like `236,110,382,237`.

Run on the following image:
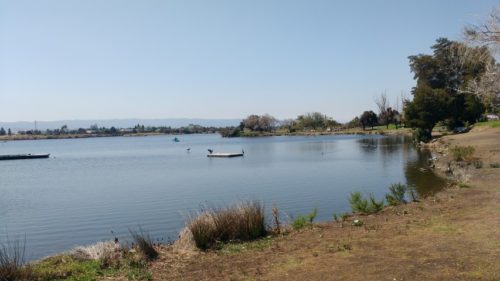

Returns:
207,152,244,158
173,137,180,142
0,154,50,161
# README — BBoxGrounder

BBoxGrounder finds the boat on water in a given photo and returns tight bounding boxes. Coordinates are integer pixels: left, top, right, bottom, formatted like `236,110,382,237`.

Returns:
0,154,50,161
207,152,244,158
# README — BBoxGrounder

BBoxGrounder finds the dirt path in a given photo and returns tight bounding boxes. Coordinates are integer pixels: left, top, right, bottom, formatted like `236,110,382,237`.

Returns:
149,127,500,281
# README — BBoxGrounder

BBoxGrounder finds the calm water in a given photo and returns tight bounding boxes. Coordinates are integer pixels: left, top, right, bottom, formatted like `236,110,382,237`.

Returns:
0,134,445,260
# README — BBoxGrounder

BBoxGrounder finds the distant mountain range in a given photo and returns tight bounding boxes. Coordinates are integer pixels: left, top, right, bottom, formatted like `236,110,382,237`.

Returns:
0,119,241,132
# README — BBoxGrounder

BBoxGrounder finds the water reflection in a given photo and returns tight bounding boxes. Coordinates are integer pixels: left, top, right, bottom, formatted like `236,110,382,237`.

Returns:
357,136,446,197
404,148,447,196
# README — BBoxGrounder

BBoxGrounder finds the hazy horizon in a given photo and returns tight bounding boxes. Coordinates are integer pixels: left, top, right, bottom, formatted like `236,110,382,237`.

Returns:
0,118,243,131
1,0,498,122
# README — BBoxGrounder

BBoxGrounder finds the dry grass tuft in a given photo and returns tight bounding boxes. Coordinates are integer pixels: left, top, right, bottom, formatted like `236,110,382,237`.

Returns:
69,241,120,261
186,200,266,250
130,227,159,261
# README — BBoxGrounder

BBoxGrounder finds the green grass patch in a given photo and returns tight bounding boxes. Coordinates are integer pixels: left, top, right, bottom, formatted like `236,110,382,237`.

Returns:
458,182,471,188
373,124,399,130
32,254,152,281
218,236,274,255
474,120,500,128
33,256,106,281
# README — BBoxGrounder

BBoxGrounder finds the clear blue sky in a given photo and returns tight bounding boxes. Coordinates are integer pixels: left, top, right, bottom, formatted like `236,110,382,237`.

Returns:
0,0,497,122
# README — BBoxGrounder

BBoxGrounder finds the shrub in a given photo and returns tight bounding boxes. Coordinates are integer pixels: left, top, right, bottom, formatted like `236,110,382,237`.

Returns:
291,215,309,230
458,182,471,188
490,162,500,168
450,145,475,161
0,237,35,281
292,208,318,230
307,208,318,223
129,227,158,261
187,200,266,250
349,192,384,214
368,194,384,213
332,213,338,222
340,213,349,222
472,160,483,169
349,192,369,213
385,183,408,206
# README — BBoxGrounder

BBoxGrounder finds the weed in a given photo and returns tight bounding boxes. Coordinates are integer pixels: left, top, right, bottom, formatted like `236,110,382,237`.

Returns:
307,208,318,223
349,192,369,213
472,160,483,169
272,204,281,234
349,192,384,214
340,213,349,222
326,241,352,252
332,213,338,222
458,182,471,188
408,188,418,202
0,237,35,281
129,227,158,261
368,194,384,213
385,183,408,205
292,208,318,230
292,215,309,230
450,145,475,162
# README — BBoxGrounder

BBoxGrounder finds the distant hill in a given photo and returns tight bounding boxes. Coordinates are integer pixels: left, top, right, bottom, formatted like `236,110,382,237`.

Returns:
0,119,241,132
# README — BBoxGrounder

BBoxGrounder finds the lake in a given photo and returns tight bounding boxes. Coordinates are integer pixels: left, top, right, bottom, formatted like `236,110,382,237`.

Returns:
0,134,445,260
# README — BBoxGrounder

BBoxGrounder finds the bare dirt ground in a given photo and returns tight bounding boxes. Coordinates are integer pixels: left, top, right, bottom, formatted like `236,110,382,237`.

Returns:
148,127,500,281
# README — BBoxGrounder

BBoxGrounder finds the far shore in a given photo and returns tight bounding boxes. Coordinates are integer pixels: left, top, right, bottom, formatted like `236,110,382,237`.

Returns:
0,127,412,142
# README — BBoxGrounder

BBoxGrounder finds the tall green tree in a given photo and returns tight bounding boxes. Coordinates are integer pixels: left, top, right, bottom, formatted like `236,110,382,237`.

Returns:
405,38,491,141
360,111,378,130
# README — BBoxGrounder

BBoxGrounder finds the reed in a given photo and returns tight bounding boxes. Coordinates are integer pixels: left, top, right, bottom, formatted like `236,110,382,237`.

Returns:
129,227,158,261
0,237,35,281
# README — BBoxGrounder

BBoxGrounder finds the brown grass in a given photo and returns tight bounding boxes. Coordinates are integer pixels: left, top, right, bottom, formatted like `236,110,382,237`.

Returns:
187,201,266,250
